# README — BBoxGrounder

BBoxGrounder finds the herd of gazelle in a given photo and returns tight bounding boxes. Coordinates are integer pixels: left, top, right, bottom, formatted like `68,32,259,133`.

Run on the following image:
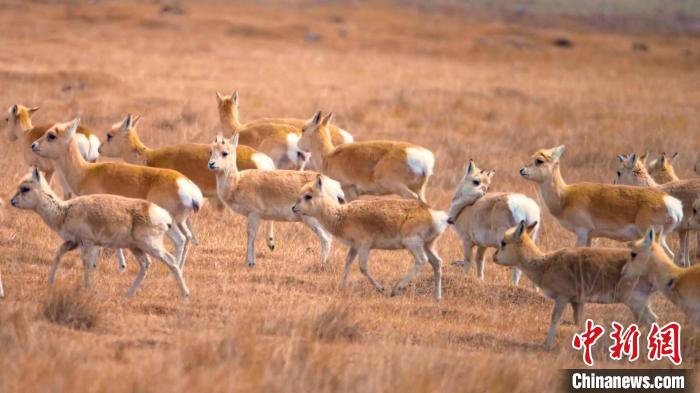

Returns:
3,92,700,350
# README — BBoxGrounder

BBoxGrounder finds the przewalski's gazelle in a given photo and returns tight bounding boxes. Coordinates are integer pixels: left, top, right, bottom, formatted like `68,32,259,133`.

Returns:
10,168,189,298
216,92,309,170
292,175,449,301
494,221,657,350
4,104,100,196
519,145,682,257
623,228,700,326
208,134,340,267
99,114,279,251
31,117,203,269
448,161,540,285
640,152,680,184
298,112,435,203
615,153,700,266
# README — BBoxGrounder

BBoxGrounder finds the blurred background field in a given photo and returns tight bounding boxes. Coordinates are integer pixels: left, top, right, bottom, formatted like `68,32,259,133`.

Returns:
0,1,699,392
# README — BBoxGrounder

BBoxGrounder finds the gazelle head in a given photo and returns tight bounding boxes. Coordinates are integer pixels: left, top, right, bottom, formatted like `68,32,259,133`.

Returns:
446,160,494,223
646,152,679,183
4,104,40,141
519,145,565,183
621,228,657,278
208,133,238,173
292,175,346,216
614,153,648,185
298,111,332,153
492,220,539,267
215,90,239,126
689,198,700,231
10,167,51,210
31,117,80,159
99,114,141,157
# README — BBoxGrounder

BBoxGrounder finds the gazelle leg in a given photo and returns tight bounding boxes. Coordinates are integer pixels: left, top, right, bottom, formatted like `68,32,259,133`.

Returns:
425,245,443,301
116,249,127,273
571,301,584,326
357,248,383,293
176,221,193,270
185,216,199,245
143,243,190,299
127,249,151,298
245,213,261,267
391,242,427,297
475,246,486,280
266,221,275,251
165,225,187,268
339,248,358,289
80,244,100,289
303,216,332,263
49,241,78,285
545,297,568,351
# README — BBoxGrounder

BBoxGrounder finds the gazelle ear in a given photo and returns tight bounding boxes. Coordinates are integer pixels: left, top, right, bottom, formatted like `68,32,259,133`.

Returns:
11,104,18,116
316,174,323,192
131,115,141,129
28,106,40,116
629,153,638,167
552,145,566,161
214,133,224,144
514,220,527,240
121,114,132,132
465,160,475,176
65,117,80,139
671,152,679,163
321,112,334,126
617,154,627,163
230,133,239,147
642,228,655,248
32,167,42,182
216,91,224,104
487,169,496,180
231,91,239,104
525,221,538,236
639,152,649,164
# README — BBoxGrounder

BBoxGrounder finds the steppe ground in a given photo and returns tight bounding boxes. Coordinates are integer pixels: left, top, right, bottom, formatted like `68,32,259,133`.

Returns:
1,1,699,392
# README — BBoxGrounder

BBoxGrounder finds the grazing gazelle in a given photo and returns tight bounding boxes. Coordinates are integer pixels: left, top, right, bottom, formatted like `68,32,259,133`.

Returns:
10,168,189,298
216,92,310,169
292,175,451,301
298,112,435,203
448,160,540,285
99,114,279,251
31,117,203,269
208,134,341,267
623,228,700,326
4,104,100,196
494,221,657,350
520,145,682,257
615,153,700,266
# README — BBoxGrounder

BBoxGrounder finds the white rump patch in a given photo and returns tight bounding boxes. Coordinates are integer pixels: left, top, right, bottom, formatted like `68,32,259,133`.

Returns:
506,193,541,241
430,210,449,234
252,152,275,170
148,204,173,231
663,195,683,228
87,134,101,162
321,176,346,203
338,129,354,144
406,147,435,177
75,134,91,161
286,133,301,163
177,178,204,211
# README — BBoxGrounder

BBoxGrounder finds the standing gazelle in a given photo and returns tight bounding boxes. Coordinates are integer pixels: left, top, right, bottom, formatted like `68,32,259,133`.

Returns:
520,145,682,257
292,175,451,301
10,168,189,298
208,134,340,267
99,114,279,251
615,153,700,266
31,117,203,269
448,160,540,285
298,112,435,203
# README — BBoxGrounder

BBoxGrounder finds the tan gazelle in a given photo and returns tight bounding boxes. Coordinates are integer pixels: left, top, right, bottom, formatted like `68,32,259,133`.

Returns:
10,168,189,299
4,104,100,195
216,92,309,169
292,175,451,301
208,134,340,267
493,221,657,350
31,117,203,269
640,152,680,184
520,145,682,257
99,114,279,251
615,153,700,266
623,228,700,327
448,160,540,285
298,112,435,202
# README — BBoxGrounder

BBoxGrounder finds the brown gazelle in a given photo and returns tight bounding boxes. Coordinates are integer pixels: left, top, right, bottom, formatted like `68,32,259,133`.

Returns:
10,168,189,298
31,117,203,269
298,112,435,202
520,145,682,257
99,114,279,251
615,153,700,266
641,152,680,184
448,161,540,285
216,92,310,169
4,104,100,194
208,134,340,267
292,175,451,301
494,221,657,350
623,228,700,326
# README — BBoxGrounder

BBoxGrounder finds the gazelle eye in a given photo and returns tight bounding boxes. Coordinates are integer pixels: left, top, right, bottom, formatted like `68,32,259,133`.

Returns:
20,187,30,193
107,133,113,141
48,133,56,141
693,208,698,215
535,158,544,165
500,240,506,248
616,171,621,177
304,194,312,201
472,179,480,186
222,152,229,157
631,252,637,259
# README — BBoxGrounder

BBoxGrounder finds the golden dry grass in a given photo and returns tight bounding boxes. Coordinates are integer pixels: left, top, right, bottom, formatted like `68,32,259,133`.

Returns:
1,1,699,392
